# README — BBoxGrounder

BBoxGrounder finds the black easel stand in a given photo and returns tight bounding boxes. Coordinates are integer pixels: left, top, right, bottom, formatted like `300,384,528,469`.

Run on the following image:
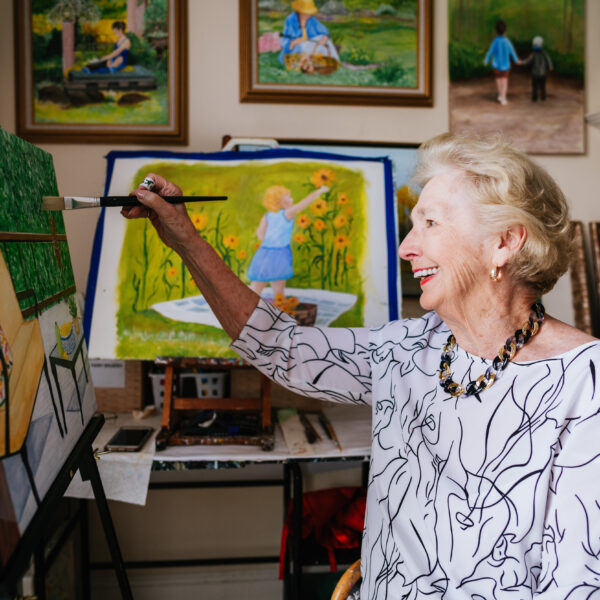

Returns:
0,414,133,600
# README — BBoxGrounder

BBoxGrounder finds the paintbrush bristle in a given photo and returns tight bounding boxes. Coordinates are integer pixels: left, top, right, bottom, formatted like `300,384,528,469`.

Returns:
42,196,67,211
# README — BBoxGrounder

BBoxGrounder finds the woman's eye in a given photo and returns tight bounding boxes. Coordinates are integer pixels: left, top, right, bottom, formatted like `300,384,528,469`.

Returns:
425,219,435,228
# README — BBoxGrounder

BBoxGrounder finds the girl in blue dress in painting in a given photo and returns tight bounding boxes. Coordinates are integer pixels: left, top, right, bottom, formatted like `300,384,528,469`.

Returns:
247,184,328,297
279,0,340,67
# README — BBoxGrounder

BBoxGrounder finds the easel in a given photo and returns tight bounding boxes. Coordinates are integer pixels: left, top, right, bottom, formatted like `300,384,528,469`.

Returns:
154,357,274,451
0,414,133,600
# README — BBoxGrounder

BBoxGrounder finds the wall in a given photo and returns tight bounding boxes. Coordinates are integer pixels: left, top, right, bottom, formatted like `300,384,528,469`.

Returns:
3,0,600,324
1,0,599,574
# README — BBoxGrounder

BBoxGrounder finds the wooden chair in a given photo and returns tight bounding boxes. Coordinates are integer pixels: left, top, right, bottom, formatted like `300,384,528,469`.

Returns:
331,559,361,600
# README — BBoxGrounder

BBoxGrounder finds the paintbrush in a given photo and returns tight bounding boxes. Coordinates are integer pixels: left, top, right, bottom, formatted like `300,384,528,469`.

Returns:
318,411,343,452
42,195,227,211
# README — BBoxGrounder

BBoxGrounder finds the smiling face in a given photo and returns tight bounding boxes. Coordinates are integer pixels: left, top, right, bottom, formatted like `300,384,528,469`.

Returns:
399,170,494,317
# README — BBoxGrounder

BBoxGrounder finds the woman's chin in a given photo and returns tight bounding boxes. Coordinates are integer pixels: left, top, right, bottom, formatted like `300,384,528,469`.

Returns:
418,290,439,313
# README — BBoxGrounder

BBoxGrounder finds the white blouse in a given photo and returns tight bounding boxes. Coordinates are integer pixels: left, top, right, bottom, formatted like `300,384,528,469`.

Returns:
231,300,600,599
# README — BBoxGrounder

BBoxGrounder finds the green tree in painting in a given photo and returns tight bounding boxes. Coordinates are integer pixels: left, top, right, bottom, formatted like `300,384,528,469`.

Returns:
47,0,100,73
448,0,584,81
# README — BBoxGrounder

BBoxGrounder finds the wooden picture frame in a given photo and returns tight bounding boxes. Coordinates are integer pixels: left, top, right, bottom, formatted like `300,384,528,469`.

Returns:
239,0,432,107
569,221,593,335
14,0,188,145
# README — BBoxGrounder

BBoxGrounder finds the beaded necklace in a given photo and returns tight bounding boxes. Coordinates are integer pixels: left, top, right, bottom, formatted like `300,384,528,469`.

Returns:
438,302,545,398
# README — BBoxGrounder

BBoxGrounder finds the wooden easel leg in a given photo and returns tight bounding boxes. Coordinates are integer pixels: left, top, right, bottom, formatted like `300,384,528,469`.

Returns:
260,374,272,429
79,448,133,600
156,364,175,450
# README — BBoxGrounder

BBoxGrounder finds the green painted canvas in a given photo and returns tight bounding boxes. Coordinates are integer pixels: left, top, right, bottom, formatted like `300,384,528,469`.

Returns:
0,128,96,569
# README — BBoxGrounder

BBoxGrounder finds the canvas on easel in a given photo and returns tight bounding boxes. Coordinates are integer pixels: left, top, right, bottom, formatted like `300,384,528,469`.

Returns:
85,148,399,360
0,128,96,569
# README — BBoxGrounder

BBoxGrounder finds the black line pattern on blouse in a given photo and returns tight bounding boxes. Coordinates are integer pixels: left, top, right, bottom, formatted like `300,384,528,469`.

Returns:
231,300,600,598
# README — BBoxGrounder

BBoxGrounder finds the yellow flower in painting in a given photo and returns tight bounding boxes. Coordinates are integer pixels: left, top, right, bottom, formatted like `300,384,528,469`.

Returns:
345,254,355,264
254,242,262,250
345,206,353,215
192,213,208,230
223,235,239,249
189,279,197,287
314,219,326,231
293,233,306,243
310,199,328,216
333,214,348,229
167,267,177,277
286,296,300,309
237,249,247,260
334,234,350,249
311,169,336,188
337,193,349,205
274,293,286,306
297,214,311,229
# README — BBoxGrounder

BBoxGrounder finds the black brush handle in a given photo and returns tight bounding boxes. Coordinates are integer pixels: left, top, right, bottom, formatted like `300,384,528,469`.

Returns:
101,196,227,207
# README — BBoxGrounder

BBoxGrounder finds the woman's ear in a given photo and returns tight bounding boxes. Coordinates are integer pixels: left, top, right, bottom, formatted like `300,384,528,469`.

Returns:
492,225,527,268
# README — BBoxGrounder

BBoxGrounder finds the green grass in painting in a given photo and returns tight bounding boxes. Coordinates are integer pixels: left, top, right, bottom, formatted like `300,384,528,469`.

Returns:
116,310,236,358
34,89,168,125
114,159,370,358
257,13,417,88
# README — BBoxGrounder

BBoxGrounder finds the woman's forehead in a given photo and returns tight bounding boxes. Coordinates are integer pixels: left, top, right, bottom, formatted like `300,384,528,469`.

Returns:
416,171,475,213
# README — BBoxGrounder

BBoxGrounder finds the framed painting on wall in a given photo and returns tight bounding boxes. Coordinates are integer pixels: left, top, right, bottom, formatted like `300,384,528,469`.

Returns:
85,148,400,360
14,0,188,145
448,0,584,154
240,0,432,106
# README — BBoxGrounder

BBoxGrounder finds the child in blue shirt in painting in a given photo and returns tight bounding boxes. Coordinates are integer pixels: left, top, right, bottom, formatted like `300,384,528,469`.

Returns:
484,19,520,105
279,0,340,67
247,184,328,298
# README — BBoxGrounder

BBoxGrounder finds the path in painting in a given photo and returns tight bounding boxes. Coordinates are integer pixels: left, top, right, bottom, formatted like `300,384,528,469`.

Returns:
450,71,584,153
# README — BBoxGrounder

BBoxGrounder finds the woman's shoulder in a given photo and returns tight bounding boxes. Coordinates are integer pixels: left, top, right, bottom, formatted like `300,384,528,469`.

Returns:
516,316,600,363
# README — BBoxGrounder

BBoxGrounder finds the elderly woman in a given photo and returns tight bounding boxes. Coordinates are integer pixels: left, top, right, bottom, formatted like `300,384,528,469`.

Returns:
123,134,600,598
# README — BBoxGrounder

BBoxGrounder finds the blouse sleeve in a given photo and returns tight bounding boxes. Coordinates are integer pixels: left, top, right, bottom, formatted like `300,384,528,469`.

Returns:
230,299,372,405
534,392,600,597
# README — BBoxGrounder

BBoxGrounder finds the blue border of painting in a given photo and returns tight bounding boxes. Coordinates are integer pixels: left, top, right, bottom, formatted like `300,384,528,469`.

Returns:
84,148,398,343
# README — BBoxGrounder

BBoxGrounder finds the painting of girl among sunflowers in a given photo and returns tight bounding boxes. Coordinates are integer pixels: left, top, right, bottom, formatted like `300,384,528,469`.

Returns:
86,149,398,360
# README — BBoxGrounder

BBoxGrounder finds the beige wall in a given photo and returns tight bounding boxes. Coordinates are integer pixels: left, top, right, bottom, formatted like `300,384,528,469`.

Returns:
3,0,600,323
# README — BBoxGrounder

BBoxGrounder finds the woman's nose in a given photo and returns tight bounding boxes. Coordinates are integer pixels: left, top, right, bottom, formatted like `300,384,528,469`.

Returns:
398,228,419,261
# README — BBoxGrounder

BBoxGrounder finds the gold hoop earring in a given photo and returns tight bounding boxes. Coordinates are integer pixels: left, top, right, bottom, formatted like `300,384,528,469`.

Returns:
490,266,502,282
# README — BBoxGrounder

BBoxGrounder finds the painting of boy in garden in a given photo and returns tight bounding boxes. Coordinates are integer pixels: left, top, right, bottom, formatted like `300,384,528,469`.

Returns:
29,0,170,126
448,0,584,154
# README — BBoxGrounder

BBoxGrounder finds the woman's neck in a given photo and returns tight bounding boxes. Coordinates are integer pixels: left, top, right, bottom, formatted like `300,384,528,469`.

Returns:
437,285,538,359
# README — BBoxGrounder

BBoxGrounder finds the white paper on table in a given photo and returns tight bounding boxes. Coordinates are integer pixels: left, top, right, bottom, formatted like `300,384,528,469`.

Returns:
65,419,156,505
